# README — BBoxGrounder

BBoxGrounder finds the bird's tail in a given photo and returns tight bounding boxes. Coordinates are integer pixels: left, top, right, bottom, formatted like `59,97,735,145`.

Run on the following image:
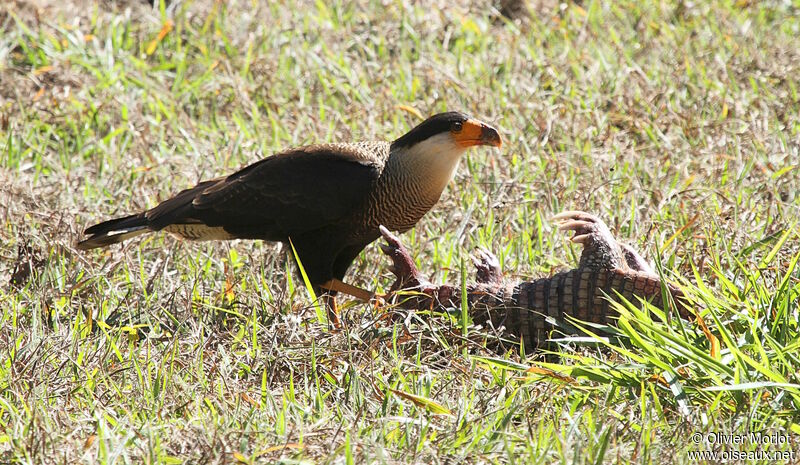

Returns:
76,214,151,250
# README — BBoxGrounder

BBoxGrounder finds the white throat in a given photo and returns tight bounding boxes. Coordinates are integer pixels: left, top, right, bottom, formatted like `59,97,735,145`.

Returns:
399,132,468,197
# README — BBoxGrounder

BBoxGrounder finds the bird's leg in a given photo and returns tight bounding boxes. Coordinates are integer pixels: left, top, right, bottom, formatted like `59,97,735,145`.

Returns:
318,279,384,324
319,291,343,328
320,278,375,302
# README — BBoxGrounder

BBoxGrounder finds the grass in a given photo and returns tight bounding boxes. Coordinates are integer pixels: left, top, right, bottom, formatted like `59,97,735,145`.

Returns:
1,0,799,462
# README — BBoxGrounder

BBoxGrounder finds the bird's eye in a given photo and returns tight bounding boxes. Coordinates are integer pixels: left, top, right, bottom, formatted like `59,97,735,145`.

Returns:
451,121,463,132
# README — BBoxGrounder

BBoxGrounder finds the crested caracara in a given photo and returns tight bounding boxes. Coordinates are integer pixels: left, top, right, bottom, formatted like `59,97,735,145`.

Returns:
78,111,502,314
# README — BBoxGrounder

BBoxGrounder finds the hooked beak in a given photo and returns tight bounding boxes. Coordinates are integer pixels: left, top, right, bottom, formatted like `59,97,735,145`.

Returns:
454,118,503,148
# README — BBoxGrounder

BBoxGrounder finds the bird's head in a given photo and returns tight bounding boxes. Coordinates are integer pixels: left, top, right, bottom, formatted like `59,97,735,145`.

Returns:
389,111,502,197
391,111,502,154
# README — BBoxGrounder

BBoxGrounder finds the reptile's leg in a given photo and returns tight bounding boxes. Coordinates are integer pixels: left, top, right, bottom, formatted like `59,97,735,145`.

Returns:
378,226,435,294
379,227,505,311
552,210,627,271
472,248,502,285
618,242,656,275
553,211,692,320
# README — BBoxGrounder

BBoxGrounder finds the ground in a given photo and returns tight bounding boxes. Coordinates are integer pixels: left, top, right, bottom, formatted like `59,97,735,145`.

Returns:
0,0,799,463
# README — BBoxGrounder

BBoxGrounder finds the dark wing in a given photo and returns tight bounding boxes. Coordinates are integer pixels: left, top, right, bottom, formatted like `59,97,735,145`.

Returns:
145,144,385,240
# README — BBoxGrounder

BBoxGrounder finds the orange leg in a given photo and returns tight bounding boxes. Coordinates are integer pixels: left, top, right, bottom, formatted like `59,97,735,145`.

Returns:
320,292,343,328
320,278,374,302
319,279,388,327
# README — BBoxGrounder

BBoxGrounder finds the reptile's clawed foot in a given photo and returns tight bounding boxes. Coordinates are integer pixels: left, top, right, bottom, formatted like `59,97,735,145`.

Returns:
553,211,656,274
552,210,612,245
472,247,502,284
379,225,433,293
552,210,627,271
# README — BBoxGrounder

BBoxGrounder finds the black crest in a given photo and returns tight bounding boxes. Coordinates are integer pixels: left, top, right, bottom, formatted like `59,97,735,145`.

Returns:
391,111,469,149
